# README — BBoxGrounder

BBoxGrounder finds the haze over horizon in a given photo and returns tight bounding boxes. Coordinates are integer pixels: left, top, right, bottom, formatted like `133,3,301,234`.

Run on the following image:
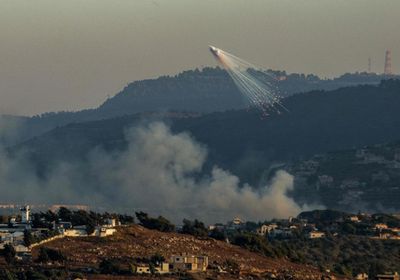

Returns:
1,0,399,116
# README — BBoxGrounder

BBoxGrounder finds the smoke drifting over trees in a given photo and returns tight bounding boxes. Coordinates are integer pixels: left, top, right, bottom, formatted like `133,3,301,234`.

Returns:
0,121,318,222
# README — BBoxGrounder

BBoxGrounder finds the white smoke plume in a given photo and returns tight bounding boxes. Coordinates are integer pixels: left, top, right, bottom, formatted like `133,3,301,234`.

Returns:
0,121,319,223
0,115,24,145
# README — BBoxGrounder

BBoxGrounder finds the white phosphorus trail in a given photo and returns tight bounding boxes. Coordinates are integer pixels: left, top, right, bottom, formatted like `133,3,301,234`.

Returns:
209,46,288,117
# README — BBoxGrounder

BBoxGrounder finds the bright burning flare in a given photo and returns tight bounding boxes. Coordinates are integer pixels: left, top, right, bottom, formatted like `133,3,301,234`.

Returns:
208,45,287,116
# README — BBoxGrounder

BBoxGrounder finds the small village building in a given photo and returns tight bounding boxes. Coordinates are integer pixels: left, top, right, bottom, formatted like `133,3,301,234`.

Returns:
0,232,12,242
257,224,278,236
64,227,87,237
14,244,29,253
15,252,32,262
348,216,360,222
308,231,325,239
374,223,389,230
11,231,24,243
355,273,368,280
56,222,72,230
377,272,399,280
104,218,118,227
93,226,116,237
208,225,216,231
232,217,242,225
268,228,293,238
391,228,400,233
136,265,151,274
208,223,225,231
377,233,400,240
169,254,208,272
227,217,244,230
20,205,31,223
135,263,170,274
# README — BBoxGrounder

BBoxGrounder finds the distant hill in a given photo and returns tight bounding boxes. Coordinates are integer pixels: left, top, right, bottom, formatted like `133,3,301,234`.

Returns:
288,137,400,211
11,79,400,191
30,224,332,279
2,68,395,145
95,68,390,118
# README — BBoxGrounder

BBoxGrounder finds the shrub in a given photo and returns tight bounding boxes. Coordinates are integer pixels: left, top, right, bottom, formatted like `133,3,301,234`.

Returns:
135,212,175,232
38,247,66,263
2,244,16,264
99,259,121,274
181,219,208,237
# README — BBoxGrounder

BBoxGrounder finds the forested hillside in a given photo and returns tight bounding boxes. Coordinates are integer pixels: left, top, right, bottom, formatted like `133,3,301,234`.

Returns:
1,68,394,145
9,80,400,211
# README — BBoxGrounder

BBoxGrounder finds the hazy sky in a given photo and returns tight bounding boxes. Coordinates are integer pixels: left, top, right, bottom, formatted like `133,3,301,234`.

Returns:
0,0,399,116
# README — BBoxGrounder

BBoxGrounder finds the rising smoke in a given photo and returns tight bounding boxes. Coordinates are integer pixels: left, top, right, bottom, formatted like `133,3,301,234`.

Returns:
0,115,24,146
0,121,319,223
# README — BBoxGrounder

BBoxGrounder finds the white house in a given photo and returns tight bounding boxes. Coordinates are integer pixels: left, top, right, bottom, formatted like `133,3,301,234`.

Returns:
257,224,278,235
20,205,31,223
308,231,325,239
64,228,87,237
348,216,360,223
169,254,208,272
14,244,29,253
374,223,388,230
93,226,116,237
104,218,118,227
135,263,169,274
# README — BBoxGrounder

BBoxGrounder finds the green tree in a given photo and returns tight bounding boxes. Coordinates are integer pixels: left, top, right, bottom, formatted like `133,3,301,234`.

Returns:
43,210,58,223
25,271,48,280
135,212,175,232
0,215,9,224
86,221,96,235
149,263,156,275
2,244,16,264
341,223,356,235
150,253,165,265
118,214,134,224
0,269,16,280
99,259,120,274
181,219,208,237
37,247,49,263
57,207,72,222
209,228,226,241
38,247,66,263
23,229,34,247
232,232,277,258
130,264,137,274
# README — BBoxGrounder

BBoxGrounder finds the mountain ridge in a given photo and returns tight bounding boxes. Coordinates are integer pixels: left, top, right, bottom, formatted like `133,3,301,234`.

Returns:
1,68,395,146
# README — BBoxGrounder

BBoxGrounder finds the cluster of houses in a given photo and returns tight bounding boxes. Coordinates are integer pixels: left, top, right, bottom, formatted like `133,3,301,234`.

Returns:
291,146,400,210
0,205,118,261
0,206,35,260
207,213,400,242
57,218,118,238
355,272,400,280
135,254,208,274
206,215,399,280
207,216,326,240
255,217,326,239
370,223,400,240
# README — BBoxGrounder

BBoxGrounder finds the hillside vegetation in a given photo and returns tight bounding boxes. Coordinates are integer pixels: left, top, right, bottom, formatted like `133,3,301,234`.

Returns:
1,69,393,145
29,225,336,280
10,80,400,209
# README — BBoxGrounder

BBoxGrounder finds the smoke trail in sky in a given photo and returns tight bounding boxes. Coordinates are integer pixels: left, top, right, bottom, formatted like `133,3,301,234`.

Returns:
209,46,288,117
